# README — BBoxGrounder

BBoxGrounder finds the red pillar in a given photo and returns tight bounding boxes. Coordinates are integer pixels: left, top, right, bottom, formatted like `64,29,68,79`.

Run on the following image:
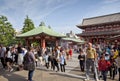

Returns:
25,39,29,47
43,39,45,48
41,38,46,48
56,40,58,46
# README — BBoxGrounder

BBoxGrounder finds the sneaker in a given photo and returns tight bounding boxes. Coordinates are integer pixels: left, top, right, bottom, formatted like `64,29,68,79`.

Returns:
10,68,13,72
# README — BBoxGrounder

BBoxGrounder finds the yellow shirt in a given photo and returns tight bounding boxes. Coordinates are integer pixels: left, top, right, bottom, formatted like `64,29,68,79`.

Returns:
113,50,119,59
86,48,96,59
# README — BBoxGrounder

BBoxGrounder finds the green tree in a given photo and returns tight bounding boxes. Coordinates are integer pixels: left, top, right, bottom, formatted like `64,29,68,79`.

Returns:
22,15,35,33
0,15,15,46
39,21,45,26
48,25,51,29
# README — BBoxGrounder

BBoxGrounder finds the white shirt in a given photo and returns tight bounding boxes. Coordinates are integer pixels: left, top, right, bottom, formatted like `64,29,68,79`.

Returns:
7,51,12,58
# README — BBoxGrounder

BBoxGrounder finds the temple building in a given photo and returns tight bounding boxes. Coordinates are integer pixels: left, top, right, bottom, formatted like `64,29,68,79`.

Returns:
16,23,65,48
76,12,120,44
61,31,85,49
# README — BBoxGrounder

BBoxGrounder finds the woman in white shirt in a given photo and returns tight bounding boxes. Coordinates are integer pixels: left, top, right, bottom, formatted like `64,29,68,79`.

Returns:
6,47,13,72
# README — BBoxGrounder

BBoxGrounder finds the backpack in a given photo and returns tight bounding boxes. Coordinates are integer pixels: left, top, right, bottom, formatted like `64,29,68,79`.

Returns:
23,52,35,70
23,52,29,63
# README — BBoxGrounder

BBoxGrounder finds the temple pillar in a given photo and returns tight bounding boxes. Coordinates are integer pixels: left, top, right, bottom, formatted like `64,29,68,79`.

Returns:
25,39,28,46
25,39,30,47
56,38,60,46
56,40,59,46
41,38,46,48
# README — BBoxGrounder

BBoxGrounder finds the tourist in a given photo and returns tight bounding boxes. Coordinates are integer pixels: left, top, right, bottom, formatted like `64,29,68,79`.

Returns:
11,46,17,64
55,46,60,61
53,47,60,72
78,48,85,72
33,48,38,67
50,50,55,70
0,44,6,69
44,52,49,69
69,47,73,59
37,47,43,66
109,55,117,80
66,49,69,60
6,47,13,72
116,53,120,81
85,42,99,81
17,43,24,70
60,50,66,72
98,55,111,81
24,47,36,81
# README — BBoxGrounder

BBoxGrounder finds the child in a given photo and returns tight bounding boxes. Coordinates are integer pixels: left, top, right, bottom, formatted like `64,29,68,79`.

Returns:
98,55,111,81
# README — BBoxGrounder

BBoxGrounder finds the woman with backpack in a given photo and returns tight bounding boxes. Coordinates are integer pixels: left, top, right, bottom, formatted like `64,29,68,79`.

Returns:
24,47,36,81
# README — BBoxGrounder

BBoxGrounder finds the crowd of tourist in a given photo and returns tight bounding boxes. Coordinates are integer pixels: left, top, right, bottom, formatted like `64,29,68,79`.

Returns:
78,41,120,81
1,41,120,81
0,43,73,81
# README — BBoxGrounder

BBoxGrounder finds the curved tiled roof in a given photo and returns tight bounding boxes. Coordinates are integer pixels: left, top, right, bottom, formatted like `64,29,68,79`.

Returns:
16,25,65,38
62,37,85,43
77,12,120,27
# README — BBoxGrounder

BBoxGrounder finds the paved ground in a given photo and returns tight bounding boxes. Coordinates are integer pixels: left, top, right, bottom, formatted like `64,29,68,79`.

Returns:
0,53,119,81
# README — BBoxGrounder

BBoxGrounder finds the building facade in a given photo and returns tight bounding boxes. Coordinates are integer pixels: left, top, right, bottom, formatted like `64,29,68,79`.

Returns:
77,12,120,44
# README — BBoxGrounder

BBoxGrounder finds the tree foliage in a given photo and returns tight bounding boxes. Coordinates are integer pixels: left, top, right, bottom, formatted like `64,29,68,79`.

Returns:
0,15,15,46
39,21,45,26
21,15,35,33
48,25,51,29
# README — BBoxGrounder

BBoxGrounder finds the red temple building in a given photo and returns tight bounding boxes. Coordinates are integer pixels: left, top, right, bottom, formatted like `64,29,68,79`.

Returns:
16,23,65,48
76,12,120,44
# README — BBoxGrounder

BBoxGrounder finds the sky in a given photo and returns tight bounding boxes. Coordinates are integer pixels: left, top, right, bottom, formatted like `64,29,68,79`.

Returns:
0,0,120,34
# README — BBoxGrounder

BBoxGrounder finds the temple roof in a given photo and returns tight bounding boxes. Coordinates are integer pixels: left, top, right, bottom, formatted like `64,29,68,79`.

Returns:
77,12,120,28
16,25,65,38
78,30,120,36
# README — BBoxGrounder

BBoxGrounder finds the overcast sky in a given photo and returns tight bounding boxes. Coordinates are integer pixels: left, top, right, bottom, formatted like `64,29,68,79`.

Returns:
0,0,120,34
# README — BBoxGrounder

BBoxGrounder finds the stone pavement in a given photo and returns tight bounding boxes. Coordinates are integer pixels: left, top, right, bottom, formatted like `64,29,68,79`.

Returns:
0,52,119,81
